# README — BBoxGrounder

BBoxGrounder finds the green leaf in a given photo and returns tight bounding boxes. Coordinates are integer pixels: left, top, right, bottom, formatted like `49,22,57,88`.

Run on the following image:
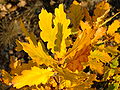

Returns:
110,57,119,68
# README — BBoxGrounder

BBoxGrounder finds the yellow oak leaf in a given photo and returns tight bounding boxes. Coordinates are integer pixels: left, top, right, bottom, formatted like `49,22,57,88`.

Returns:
88,57,104,74
107,20,120,36
12,66,54,89
19,19,37,46
18,37,55,66
88,50,112,74
90,50,112,63
98,44,119,55
61,21,95,64
39,9,57,52
93,1,110,22
68,1,84,31
15,40,23,51
53,4,71,58
39,4,71,58
114,33,120,43
55,67,96,89
92,27,106,43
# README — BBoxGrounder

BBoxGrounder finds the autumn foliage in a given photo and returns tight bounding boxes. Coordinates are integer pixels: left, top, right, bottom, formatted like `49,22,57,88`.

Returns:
0,0,120,90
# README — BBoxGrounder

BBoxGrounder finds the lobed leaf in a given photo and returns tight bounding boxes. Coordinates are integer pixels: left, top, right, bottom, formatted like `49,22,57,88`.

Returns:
107,20,120,36
68,0,84,31
18,37,55,66
39,4,71,58
12,66,54,89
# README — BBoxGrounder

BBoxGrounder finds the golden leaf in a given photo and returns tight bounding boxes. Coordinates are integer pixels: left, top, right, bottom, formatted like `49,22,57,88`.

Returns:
12,66,54,89
63,21,94,61
18,37,55,66
88,57,104,74
55,67,96,89
114,33,120,43
19,19,37,46
90,50,112,63
39,9,57,52
39,4,71,58
15,40,23,51
98,44,119,55
92,27,106,43
83,8,92,25
107,20,120,35
54,4,71,58
88,50,112,74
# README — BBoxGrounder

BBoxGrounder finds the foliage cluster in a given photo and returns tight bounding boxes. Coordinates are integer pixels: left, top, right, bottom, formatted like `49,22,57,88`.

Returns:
0,0,120,90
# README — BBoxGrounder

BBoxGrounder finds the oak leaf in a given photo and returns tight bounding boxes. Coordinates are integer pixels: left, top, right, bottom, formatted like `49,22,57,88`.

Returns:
39,9,57,52
39,4,71,58
53,4,71,58
55,67,96,89
66,46,91,72
0,70,12,85
107,20,120,36
68,0,84,31
92,27,106,43
114,33,120,43
9,56,37,75
93,1,110,22
64,21,94,60
90,50,112,63
62,21,95,71
98,44,119,55
18,37,55,66
88,57,104,74
88,50,112,74
12,66,54,89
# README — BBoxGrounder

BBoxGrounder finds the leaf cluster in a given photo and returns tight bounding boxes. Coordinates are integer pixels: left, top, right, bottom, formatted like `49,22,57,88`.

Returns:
0,0,120,90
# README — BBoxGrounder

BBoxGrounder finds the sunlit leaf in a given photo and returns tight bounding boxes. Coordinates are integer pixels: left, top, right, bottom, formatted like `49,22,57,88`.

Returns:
92,27,106,43
90,50,112,63
19,19,37,46
110,57,119,68
9,56,37,75
114,33,120,43
54,4,71,58
39,4,71,58
12,66,54,89
55,67,96,89
18,37,55,66
88,57,104,74
98,44,119,55
107,20,120,35
39,9,57,52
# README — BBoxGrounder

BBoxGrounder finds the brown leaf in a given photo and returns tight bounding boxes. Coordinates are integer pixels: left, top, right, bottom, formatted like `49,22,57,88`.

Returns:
66,46,91,72
68,1,84,31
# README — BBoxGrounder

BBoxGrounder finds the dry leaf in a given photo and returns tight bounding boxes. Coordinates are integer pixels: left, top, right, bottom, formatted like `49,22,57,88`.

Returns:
68,1,84,31
66,46,91,72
